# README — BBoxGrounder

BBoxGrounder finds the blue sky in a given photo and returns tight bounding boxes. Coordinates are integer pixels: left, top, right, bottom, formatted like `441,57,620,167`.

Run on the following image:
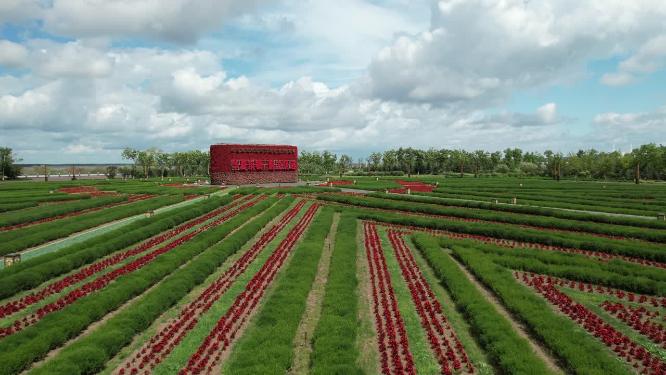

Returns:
0,0,665,163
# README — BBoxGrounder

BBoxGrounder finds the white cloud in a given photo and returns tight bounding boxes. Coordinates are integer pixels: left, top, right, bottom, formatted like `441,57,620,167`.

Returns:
537,103,557,124
0,40,28,67
592,107,666,147
43,0,268,43
602,35,666,86
368,0,666,105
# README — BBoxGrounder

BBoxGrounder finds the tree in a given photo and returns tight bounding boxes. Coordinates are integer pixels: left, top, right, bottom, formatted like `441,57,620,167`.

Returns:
106,166,118,179
369,152,382,171
0,147,22,180
121,148,139,178
337,154,352,177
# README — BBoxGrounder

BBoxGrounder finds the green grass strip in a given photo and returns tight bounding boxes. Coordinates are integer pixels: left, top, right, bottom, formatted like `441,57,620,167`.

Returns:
309,213,363,375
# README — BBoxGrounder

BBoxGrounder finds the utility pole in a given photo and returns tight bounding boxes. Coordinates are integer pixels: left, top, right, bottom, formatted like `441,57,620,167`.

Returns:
43,164,48,182
1,153,5,181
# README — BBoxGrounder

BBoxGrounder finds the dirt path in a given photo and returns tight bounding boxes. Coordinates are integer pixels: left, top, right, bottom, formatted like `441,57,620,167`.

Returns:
447,253,566,375
288,212,340,374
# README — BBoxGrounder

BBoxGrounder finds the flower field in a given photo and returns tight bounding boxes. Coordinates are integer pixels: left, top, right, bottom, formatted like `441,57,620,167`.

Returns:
0,177,664,374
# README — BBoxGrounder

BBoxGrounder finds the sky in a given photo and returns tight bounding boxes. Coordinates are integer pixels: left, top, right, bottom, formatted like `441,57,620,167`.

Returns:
1,0,666,163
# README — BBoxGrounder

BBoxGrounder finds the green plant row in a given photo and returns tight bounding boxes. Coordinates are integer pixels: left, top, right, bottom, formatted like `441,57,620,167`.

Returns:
320,198,666,262
436,237,666,296
451,245,630,375
309,213,363,375
428,190,661,217
445,187,666,207
411,234,554,375
0,196,233,300
0,195,184,255
224,207,334,375
28,197,294,375
0,202,38,213
0,196,280,375
349,193,666,243
0,195,129,228
387,192,666,230
3,194,91,205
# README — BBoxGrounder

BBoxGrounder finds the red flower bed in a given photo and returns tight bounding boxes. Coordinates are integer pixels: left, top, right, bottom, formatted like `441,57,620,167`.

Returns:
317,180,353,187
601,301,665,348
58,186,115,197
179,203,320,374
364,223,415,375
0,195,265,338
388,230,473,374
389,180,435,194
118,200,309,372
0,195,255,320
518,272,666,374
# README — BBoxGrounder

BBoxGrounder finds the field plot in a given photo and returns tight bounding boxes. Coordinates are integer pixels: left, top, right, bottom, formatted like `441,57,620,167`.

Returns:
0,177,664,374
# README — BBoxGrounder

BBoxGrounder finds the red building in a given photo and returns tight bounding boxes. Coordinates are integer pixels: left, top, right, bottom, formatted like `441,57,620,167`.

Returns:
209,144,298,185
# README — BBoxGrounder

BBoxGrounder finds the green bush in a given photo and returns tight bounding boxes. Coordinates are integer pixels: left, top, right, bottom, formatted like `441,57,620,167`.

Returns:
452,245,630,375
0,196,281,375
0,195,128,227
412,234,554,374
0,196,232,300
309,213,363,375
29,197,294,375
224,207,334,375
0,195,184,255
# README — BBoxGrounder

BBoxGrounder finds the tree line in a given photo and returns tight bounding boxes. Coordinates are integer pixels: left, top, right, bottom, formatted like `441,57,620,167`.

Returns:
119,148,209,179
300,143,666,183
1,144,665,183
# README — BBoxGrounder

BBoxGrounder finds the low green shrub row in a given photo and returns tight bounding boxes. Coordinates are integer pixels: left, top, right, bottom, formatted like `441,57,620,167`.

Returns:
321,198,666,262
411,234,554,375
451,245,630,375
0,195,184,255
323,193,666,243
428,190,660,217
0,196,280,375
28,197,293,375
4,194,91,205
436,237,666,296
309,213,363,375
0,202,37,213
0,196,233,300
224,207,334,375
0,195,128,227
385,192,666,230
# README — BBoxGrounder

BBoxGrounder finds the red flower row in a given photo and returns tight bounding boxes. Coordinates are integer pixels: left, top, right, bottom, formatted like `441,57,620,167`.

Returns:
0,196,264,339
601,301,665,349
518,272,666,375
388,230,474,374
388,181,436,194
365,223,415,375
117,200,308,373
0,195,255,320
179,203,320,374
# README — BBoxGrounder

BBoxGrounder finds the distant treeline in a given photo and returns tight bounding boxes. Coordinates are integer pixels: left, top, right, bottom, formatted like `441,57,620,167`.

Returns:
299,143,666,183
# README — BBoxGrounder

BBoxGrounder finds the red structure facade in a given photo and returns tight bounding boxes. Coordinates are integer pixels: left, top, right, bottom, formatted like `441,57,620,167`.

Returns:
209,144,298,185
